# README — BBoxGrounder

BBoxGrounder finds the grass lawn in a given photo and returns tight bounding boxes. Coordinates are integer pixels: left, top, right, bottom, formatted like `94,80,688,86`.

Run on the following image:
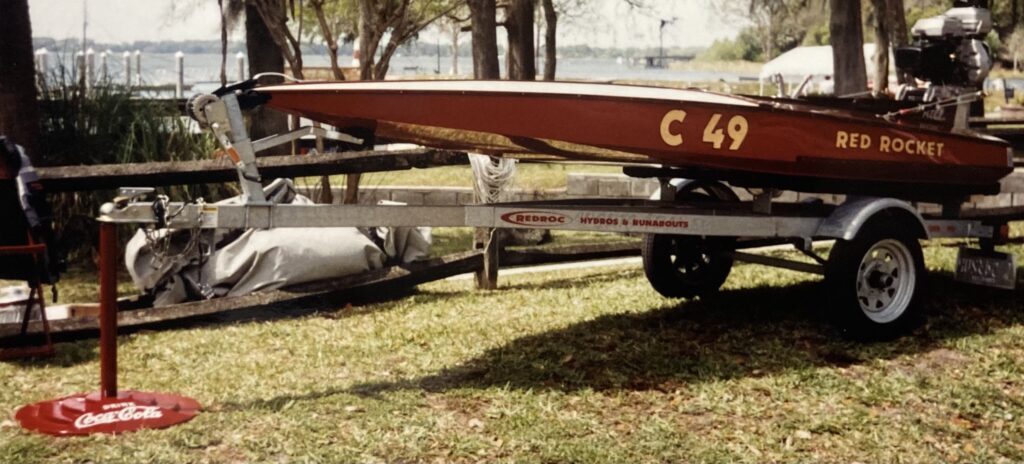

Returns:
2,235,1024,462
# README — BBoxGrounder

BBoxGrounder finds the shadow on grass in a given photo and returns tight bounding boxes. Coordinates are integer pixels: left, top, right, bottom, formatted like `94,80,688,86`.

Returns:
221,271,1024,414
500,268,650,292
0,286,458,369
343,272,1023,397
0,339,100,368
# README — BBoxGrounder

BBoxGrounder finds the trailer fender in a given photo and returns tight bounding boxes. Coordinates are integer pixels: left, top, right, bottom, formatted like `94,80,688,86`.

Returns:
656,179,739,202
816,197,928,241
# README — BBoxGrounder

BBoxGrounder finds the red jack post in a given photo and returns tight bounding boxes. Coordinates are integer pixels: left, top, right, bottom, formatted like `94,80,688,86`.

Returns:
15,222,201,436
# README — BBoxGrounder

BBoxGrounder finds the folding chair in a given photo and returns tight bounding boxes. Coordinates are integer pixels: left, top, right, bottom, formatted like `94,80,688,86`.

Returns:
0,234,54,359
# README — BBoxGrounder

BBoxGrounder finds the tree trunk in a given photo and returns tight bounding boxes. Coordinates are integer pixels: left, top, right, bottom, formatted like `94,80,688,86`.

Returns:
0,0,39,157
451,22,460,75
829,0,867,96
871,0,891,94
253,0,303,79
349,0,385,204
505,0,536,81
357,0,379,81
887,0,908,46
375,33,406,80
219,0,228,86
541,0,557,81
245,4,289,155
886,0,911,84
468,0,500,79
311,0,345,81
1014,0,1019,32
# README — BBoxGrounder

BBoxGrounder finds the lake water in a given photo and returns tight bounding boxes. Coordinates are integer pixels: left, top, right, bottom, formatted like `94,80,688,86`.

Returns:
41,52,759,96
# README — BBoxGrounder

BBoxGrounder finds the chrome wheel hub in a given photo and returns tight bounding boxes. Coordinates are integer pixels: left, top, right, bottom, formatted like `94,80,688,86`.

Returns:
856,239,916,324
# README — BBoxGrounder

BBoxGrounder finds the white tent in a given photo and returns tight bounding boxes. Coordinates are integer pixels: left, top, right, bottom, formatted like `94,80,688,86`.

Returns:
758,44,896,96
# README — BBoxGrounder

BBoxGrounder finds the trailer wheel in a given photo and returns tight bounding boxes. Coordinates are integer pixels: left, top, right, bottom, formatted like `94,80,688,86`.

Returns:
642,181,736,299
642,234,733,298
825,217,926,341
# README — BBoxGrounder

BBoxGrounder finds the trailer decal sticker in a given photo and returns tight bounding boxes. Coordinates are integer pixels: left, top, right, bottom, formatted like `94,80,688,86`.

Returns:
201,205,219,228
500,211,571,227
498,209,692,232
579,216,621,225
631,218,689,229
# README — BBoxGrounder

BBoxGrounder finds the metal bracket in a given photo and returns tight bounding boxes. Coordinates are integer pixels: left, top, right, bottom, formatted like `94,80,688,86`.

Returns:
198,94,269,205
727,250,825,275
752,189,777,215
251,126,363,153
658,177,676,202
799,242,828,266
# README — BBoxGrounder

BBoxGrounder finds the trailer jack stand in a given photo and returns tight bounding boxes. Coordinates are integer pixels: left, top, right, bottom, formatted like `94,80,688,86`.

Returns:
14,223,200,436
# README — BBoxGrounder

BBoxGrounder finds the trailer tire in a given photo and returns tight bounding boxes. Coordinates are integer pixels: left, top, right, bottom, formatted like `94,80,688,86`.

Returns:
642,180,737,299
825,216,926,341
642,234,733,298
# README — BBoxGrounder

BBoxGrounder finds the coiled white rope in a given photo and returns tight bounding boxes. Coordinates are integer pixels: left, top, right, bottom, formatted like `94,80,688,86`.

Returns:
469,154,517,204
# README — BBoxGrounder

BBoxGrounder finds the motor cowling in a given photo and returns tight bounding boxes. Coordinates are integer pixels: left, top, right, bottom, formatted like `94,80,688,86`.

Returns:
895,5,993,88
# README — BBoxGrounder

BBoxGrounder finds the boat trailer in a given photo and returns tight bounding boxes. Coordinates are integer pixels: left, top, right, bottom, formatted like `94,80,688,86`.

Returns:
15,89,1021,436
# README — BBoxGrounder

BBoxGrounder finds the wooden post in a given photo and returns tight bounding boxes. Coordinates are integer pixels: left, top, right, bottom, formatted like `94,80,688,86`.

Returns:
469,154,509,291
474,228,500,290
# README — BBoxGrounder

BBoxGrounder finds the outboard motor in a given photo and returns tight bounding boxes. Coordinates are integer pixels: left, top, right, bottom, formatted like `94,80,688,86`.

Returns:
895,1,993,101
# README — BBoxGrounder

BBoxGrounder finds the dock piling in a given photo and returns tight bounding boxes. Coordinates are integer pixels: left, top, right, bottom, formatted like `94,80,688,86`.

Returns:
99,51,109,83
85,48,95,91
123,52,132,88
75,51,86,90
236,51,246,82
134,50,142,87
175,51,184,98
34,48,48,87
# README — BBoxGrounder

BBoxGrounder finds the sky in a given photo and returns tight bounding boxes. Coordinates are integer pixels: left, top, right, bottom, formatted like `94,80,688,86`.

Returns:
27,0,743,50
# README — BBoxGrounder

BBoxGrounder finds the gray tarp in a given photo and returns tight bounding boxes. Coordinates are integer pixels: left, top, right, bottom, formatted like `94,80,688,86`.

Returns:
125,179,431,307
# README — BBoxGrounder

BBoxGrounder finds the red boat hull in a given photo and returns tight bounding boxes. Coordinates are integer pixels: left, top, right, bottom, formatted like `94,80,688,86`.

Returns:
258,81,1013,198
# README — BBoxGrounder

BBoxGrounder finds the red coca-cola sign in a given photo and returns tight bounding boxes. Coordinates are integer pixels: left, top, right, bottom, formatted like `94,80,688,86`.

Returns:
16,390,201,436
73,404,164,430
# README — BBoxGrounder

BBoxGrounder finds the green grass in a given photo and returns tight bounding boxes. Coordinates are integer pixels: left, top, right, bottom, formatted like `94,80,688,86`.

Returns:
2,235,1024,462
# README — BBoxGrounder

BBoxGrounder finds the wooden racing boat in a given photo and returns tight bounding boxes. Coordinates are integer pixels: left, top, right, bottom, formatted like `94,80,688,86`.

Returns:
255,80,1014,199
